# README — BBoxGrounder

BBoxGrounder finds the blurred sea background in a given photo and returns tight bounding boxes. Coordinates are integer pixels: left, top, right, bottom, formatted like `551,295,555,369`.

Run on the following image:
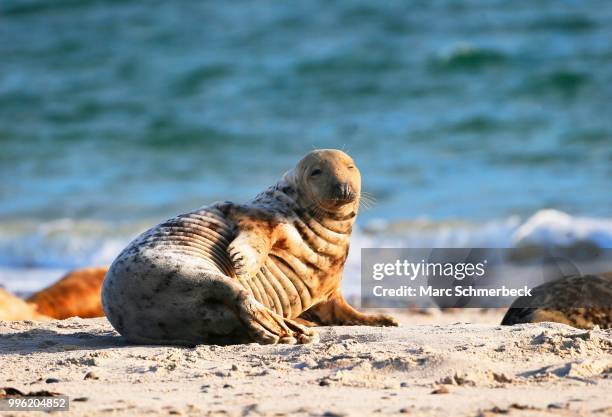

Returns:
1,0,611,295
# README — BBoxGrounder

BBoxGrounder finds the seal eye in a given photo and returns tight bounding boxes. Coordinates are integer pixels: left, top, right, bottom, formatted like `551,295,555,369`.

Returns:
347,165,354,170
310,168,322,177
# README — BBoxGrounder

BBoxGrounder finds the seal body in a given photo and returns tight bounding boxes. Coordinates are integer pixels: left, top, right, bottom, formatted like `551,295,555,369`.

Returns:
28,267,107,319
501,273,612,329
102,149,396,345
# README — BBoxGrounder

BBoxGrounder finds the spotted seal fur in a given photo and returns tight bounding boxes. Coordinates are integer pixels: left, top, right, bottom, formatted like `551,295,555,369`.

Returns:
501,273,612,329
102,149,397,345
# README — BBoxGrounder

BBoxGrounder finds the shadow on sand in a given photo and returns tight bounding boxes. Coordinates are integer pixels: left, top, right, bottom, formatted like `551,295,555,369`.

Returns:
0,328,128,355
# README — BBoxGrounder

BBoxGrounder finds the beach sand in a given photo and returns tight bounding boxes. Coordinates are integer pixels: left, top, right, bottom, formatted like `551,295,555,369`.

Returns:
1,310,611,417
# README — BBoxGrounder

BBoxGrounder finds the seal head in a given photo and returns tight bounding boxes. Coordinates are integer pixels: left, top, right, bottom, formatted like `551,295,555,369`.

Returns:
292,149,361,217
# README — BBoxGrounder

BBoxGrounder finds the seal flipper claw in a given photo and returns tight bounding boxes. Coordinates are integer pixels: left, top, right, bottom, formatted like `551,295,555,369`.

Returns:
285,318,319,343
238,298,318,344
278,336,298,344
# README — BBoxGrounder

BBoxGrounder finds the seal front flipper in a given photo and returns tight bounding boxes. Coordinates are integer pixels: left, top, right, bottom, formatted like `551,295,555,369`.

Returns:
226,209,278,280
227,230,273,279
240,299,319,344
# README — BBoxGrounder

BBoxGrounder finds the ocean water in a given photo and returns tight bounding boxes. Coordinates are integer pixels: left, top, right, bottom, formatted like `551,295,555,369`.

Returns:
1,0,611,294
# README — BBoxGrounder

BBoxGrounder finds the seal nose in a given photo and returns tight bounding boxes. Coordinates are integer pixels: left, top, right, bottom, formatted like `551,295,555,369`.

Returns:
333,182,352,200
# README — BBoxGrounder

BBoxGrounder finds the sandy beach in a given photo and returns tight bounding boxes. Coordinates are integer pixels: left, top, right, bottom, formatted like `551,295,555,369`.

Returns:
1,310,611,417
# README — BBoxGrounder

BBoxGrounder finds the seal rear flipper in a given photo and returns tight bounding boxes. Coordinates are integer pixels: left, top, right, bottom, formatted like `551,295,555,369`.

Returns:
302,290,399,327
293,316,319,327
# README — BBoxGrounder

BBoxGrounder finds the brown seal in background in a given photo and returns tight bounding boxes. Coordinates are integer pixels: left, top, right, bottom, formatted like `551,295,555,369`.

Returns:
27,267,107,319
0,288,50,321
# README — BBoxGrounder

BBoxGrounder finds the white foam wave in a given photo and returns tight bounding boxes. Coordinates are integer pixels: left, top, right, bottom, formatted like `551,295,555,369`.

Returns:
0,219,139,269
512,209,612,248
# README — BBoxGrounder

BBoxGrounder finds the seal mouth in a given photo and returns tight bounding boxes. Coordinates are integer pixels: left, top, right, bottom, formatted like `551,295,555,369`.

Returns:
310,194,357,214
329,193,358,207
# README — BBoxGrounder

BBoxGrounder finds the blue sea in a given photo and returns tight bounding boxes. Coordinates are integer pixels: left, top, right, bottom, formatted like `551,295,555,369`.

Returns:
1,0,611,294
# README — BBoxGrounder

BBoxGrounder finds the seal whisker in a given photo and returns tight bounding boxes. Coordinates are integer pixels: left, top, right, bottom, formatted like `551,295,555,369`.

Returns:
359,199,374,211
361,194,376,202
360,193,377,205
361,191,377,200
